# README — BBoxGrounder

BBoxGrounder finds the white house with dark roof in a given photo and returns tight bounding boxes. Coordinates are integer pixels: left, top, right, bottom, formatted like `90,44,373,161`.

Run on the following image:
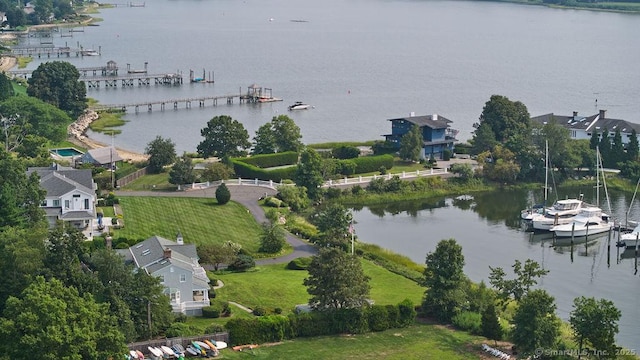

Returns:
117,234,211,315
531,109,640,146
27,164,97,232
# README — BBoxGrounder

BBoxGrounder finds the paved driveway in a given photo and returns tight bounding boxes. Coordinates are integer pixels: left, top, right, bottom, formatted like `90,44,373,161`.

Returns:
115,185,317,264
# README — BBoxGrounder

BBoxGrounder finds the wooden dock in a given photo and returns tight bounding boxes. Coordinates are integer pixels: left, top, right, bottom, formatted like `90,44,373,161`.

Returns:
84,73,183,88
10,64,120,78
90,86,280,113
9,45,101,58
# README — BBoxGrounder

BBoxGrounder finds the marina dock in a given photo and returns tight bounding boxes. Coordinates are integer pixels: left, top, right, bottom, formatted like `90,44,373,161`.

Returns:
84,72,183,88
9,45,101,58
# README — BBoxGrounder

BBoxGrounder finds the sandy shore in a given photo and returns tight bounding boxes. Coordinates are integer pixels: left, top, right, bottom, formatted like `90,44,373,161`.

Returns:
0,56,17,72
68,110,149,163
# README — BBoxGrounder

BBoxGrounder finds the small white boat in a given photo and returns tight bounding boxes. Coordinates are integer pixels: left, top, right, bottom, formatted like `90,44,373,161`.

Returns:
288,101,311,110
147,347,163,358
550,207,612,237
160,346,176,357
214,340,228,350
194,340,211,350
531,198,585,231
129,350,139,359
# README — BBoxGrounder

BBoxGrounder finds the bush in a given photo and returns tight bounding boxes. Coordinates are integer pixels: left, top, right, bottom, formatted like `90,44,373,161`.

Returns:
174,313,187,323
236,151,299,168
452,311,482,335
349,154,394,174
286,257,312,270
215,183,231,205
398,299,417,327
274,307,283,314
264,196,284,207
165,322,199,337
367,305,389,332
252,306,266,316
205,324,226,334
332,146,360,159
231,159,297,181
228,254,255,271
202,305,221,318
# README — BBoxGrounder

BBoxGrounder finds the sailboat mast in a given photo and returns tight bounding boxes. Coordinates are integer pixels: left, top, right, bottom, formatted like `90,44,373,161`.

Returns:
545,140,549,203
596,146,600,207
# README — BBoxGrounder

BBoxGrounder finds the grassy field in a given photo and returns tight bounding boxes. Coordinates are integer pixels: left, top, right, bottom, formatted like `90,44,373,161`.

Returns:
114,197,263,252
212,260,423,315
120,172,176,191
214,323,485,359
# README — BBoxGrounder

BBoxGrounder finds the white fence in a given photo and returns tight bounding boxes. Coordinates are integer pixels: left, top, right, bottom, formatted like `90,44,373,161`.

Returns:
184,168,449,191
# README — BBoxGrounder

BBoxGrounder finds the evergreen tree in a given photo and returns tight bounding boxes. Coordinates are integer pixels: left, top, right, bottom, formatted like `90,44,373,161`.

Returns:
511,289,561,356
627,129,639,162
399,124,423,162
611,128,625,168
294,148,324,200
589,128,600,150
168,153,195,186
215,183,231,205
259,222,286,253
598,127,611,166
0,72,14,101
481,303,502,345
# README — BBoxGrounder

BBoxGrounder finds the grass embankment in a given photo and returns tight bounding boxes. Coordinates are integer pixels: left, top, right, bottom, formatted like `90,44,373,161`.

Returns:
215,323,484,360
90,110,126,134
114,197,263,253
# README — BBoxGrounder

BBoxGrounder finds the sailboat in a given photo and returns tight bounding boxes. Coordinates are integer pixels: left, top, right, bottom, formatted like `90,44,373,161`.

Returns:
550,147,613,237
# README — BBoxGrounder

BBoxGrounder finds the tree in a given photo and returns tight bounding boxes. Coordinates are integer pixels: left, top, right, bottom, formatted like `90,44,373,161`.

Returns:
168,153,195,186
145,136,176,173
314,203,351,234
481,302,502,345
488,258,549,306
197,115,250,158
259,222,286,253
0,276,127,359
511,289,561,356
598,127,611,167
332,145,360,159
610,128,625,168
570,296,621,358
471,121,498,155
294,148,324,200
422,239,467,323
271,115,304,153
252,122,277,155
0,73,13,101
276,185,310,211
399,124,423,162
449,163,474,181
0,149,46,230
0,96,72,147
475,95,530,148
215,183,231,205
198,242,238,271
590,128,600,150
627,129,639,162
27,61,87,118
201,162,234,181
304,247,371,311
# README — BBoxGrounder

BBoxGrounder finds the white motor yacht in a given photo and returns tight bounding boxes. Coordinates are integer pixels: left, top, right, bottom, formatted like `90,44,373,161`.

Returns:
288,101,311,110
531,198,585,231
550,207,612,237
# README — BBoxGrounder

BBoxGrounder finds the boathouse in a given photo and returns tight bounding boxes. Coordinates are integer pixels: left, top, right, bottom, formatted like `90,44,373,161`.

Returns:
384,113,458,160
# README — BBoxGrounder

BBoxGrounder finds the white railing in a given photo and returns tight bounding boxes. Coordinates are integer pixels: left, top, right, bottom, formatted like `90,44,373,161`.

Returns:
183,168,449,191
172,299,211,313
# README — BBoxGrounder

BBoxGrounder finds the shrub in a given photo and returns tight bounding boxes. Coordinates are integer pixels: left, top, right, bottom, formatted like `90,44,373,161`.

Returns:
332,145,360,159
452,311,482,335
174,313,187,323
264,196,284,207
236,151,299,168
205,324,226,334
202,305,221,318
215,183,231,205
228,254,255,271
379,166,387,175
165,322,199,337
286,257,312,270
252,306,266,316
367,305,389,332
350,154,394,174
274,307,283,314
385,304,400,328
398,299,417,327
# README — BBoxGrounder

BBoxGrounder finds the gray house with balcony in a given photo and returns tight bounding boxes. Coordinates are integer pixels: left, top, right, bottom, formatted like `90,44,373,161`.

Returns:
27,164,97,232
117,234,211,315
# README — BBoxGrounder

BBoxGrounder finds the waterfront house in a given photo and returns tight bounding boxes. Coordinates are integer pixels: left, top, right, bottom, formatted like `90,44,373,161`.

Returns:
77,146,123,168
531,109,640,146
117,234,211,316
384,113,458,160
27,164,97,231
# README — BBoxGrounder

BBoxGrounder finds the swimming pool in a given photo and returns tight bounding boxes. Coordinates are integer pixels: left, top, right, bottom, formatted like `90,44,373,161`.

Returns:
50,148,84,157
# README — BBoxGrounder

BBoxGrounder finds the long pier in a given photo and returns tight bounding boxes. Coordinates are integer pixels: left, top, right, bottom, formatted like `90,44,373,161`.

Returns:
10,64,120,78
85,73,183,88
90,93,272,113
9,46,100,58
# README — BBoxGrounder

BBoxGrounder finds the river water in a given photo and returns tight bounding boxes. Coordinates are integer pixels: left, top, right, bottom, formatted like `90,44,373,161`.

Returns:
17,0,640,349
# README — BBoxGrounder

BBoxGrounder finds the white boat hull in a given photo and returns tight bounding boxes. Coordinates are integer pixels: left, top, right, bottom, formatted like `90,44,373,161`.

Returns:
551,224,612,237
532,215,574,231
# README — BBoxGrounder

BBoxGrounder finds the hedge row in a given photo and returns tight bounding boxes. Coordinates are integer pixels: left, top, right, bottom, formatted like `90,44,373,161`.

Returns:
231,160,297,182
344,154,394,174
234,152,299,168
225,299,416,346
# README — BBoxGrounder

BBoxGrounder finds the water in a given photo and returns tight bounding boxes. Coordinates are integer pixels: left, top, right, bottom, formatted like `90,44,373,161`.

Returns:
18,0,640,348
18,0,640,154
353,187,640,350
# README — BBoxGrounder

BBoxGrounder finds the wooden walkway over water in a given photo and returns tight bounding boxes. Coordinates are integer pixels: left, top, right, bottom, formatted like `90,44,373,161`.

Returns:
9,45,100,58
84,73,183,88
10,64,119,78
90,93,268,113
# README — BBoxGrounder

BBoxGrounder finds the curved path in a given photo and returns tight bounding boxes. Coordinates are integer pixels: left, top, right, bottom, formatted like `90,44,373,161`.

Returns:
115,185,317,264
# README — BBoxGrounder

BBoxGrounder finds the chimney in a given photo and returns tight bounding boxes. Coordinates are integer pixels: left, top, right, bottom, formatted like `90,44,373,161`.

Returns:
432,114,438,121
176,230,183,245
163,248,172,259
573,111,578,119
409,112,415,117
599,109,606,120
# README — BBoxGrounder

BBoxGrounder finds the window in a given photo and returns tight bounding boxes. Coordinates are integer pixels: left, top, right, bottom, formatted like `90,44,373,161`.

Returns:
84,199,89,209
53,200,60,207
73,194,80,198
64,200,70,209
180,274,186,282
40,200,47,206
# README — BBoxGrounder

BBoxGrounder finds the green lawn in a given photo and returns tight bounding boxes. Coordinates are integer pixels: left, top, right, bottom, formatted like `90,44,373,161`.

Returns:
120,172,175,191
114,197,262,252
215,323,484,359
213,260,423,315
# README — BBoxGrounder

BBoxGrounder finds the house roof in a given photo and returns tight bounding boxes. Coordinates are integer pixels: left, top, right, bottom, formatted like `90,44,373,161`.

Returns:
82,147,123,165
531,111,640,134
117,235,207,283
27,166,95,196
60,210,94,220
388,114,452,129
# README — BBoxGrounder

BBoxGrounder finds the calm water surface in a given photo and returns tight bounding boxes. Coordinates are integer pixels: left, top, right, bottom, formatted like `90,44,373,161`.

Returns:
18,0,640,349
19,0,640,154
353,187,640,349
